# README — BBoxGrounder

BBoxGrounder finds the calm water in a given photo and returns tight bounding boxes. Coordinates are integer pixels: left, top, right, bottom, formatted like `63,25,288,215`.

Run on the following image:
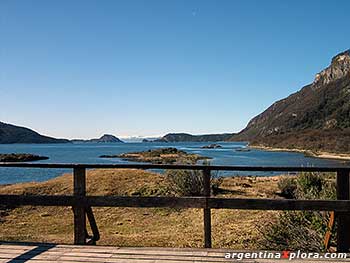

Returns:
0,142,349,184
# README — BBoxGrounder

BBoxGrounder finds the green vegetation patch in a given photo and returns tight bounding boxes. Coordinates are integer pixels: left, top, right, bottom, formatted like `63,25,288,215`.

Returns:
101,147,209,164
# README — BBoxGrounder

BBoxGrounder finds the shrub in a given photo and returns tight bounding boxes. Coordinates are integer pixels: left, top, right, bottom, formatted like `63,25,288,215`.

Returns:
211,173,223,195
296,172,324,199
165,169,223,197
165,169,204,196
278,176,297,199
259,210,330,251
259,172,336,252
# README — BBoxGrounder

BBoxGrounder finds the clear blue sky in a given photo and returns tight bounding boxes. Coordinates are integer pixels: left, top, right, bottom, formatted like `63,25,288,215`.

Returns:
1,0,349,139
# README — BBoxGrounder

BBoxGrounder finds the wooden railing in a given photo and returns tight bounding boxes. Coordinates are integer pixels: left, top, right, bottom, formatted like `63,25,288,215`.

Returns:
0,163,350,251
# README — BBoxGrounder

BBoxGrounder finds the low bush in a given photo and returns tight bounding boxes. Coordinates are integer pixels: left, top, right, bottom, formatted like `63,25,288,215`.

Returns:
259,172,336,251
165,169,223,196
278,176,297,199
296,172,336,200
259,210,330,251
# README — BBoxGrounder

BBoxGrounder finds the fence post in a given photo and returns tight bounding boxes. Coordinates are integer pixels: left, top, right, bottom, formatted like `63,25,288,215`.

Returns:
203,168,212,248
73,167,86,245
336,169,350,252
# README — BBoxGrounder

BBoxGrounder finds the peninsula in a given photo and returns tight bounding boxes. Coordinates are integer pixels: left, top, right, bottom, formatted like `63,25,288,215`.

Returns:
71,134,124,143
154,133,234,142
0,122,69,144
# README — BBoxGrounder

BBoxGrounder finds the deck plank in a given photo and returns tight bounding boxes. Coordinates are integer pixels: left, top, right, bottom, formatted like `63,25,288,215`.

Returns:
1,243,350,263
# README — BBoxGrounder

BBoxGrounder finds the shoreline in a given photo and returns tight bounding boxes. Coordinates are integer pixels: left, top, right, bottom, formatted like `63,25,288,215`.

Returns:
0,171,285,187
250,145,350,161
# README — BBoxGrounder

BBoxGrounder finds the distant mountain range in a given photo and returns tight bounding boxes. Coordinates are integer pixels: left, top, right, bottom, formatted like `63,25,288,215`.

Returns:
0,123,232,144
0,122,69,144
231,49,350,154
0,122,124,144
153,133,235,142
71,134,124,143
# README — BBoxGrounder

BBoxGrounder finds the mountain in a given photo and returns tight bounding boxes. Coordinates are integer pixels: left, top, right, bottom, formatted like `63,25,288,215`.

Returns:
154,133,235,142
71,134,124,143
231,50,350,154
0,122,70,144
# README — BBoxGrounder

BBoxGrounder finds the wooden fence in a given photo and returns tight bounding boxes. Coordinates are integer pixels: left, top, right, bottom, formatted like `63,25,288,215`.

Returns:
0,163,350,251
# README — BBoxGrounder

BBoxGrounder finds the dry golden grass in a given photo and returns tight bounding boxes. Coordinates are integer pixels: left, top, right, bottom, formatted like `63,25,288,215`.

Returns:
0,169,280,249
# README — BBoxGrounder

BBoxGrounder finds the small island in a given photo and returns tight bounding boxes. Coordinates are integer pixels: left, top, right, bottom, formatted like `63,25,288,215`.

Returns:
100,147,209,164
0,153,49,162
201,144,222,149
236,148,251,152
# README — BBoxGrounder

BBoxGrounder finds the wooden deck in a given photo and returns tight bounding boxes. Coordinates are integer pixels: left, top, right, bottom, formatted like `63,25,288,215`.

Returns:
1,243,350,263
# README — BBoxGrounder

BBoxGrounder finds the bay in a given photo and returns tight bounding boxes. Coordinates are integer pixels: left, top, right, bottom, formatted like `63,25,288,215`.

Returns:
0,142,348,185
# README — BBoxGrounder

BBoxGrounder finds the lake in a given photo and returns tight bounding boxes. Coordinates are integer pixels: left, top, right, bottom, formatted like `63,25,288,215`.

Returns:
0,142,349,185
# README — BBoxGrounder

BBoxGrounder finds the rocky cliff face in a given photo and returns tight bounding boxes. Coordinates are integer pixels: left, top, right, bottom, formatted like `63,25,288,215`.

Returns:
313,50,350,88
0,122,70,144
231,50,350,154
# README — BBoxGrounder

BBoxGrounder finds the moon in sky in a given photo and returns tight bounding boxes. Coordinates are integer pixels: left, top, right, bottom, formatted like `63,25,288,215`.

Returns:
192,9,199,17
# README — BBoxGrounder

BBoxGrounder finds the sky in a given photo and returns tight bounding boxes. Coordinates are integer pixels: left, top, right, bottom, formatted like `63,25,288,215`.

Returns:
1,0,349,139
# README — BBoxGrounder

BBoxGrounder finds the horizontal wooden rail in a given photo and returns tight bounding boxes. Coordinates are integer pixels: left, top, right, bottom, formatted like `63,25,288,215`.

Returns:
0,162,349,172
1,163,350,251
0,195,206,208
1,195,350,211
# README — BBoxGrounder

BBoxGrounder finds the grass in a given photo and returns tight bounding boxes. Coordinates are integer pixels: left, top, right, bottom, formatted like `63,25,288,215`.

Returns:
0,169,280,248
